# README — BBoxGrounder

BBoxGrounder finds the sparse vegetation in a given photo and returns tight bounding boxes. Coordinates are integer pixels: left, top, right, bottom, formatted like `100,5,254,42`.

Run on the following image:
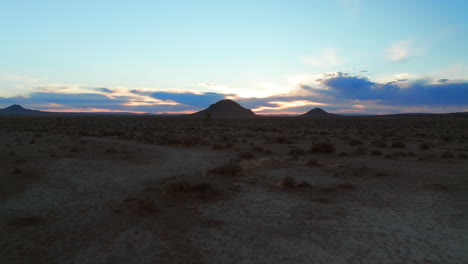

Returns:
310,142,335,153
209,163,243,176
280,176,297,188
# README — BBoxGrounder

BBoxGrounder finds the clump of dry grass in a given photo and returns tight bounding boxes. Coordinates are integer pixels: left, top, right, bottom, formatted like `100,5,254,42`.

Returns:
337,182,357,190
280,176,297,188
165,180,220,200
275,136,290,144
288,147,306,156
238,151,255,159
310,142,335,153
104,147,118,154
391,141,406,148
441,151,454,159
208,163,243,176
419,143,429,150
137,198,158,214
212,144,224,150
306,159,320,166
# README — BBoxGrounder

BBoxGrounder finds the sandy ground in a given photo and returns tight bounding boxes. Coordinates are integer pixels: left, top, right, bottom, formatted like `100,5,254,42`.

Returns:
0,117,467,264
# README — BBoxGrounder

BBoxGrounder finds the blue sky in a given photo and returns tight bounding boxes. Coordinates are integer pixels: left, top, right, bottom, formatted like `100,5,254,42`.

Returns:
1,0,467,114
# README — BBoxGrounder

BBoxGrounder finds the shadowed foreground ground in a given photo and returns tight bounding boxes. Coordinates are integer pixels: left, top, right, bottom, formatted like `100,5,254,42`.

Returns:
0,116,467,263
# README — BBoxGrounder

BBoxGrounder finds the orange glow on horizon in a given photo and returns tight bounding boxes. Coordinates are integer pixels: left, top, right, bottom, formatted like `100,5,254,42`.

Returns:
42,108,149,114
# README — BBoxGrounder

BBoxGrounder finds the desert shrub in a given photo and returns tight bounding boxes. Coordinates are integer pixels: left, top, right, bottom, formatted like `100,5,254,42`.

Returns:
297,181,312,188
280,176,297,188
137,198,158,213
314,197,332,203
288,147,306,156
458,153,468,159
354,147,367,155
263,149,273,154
441,151,454,159
238,151,255,159
419,143,429,150
338,152,348,156
370,140,387,148
371,149,383,156
209,163,243,176
166,180,193,194
191,183,220,200
167,180,220,199
275,136,290,144
349,139,363,146
212,144,224,150
310,142,335,153
104,147,118,154
391,141,406,148
338,183,357,190
182,138,197,147
251,145,264,152
306,159,320,166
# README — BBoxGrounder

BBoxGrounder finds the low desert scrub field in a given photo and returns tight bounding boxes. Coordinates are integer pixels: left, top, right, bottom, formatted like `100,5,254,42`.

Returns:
0,115,467,263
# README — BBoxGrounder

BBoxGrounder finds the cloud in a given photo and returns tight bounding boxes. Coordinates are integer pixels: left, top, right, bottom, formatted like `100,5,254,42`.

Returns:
386,40,412,62
95,87,114,93
303,48,345,68
251,100,328,112
314,72,468,106
132,90,228,108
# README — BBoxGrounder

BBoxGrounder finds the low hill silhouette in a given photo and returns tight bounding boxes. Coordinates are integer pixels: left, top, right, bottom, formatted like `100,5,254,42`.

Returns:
301,107,336,117
191,99,256,118
0,104,46,115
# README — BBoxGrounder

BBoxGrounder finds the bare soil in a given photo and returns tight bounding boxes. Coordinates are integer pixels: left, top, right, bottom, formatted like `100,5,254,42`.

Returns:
0,116,467,264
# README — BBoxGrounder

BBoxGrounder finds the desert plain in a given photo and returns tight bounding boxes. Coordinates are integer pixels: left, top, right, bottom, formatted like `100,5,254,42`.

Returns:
0,115,467,263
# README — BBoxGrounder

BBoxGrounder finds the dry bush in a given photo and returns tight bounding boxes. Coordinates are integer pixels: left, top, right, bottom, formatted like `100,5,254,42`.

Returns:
275,136,290,144
314,197,333,203
349,139,363,146
104,147,118,154
288,147,306,156
310,142,335,153
354,147,367,155
419,143,429,150
212,144,224,150
391,141,406,148
306,159,320,166
209,163,243,176
238,151,255,159
441,151,454,159
191,183,221,200
297,181,312,188
166,180,221,200
371,149,383,156
166,180,193,194
280,176,297,188
137,198,158,214
251,145,264,152
458,153,468,159
337,183,357,190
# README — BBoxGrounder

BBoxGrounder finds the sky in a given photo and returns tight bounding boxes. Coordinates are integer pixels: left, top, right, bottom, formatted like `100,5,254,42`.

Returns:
1,0,467,114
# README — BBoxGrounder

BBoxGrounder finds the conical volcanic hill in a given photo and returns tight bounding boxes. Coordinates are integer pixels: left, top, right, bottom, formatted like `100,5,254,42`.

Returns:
301,107,334,117
192,99,256,118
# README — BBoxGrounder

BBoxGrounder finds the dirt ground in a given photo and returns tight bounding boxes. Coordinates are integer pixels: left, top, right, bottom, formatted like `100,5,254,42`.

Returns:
0,116,467,264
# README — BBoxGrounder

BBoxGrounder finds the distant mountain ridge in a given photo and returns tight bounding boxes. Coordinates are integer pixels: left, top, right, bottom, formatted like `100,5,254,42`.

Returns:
191,99,256,118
